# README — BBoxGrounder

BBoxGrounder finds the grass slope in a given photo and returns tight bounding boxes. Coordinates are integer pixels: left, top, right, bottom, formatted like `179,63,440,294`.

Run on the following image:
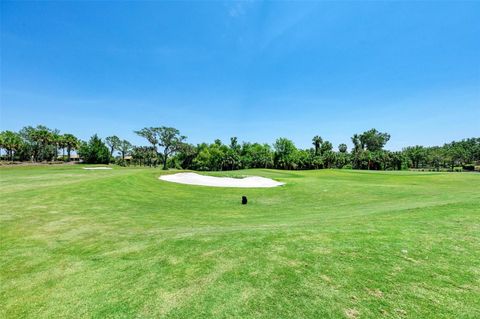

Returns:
1,166,479,318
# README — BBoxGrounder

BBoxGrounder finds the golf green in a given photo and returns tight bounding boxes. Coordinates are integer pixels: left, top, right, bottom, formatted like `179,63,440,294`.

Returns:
1,165,479,318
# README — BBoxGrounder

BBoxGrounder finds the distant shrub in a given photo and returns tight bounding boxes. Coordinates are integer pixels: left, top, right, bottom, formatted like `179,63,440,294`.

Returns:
453,167,463,172
462,164,475,171
115,158,128,167
343,164,353,169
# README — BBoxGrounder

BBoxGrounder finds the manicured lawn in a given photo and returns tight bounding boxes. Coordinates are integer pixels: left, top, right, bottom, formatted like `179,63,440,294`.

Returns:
1,165,479,318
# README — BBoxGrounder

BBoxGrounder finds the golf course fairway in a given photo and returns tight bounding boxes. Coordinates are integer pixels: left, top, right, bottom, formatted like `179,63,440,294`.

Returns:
1,166,479,318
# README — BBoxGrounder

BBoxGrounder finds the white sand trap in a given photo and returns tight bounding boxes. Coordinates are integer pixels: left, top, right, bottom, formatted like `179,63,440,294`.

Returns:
83,167,112,170
160,172,284,188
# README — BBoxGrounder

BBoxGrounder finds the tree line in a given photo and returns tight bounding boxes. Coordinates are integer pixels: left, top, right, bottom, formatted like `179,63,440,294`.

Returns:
1,125,479,171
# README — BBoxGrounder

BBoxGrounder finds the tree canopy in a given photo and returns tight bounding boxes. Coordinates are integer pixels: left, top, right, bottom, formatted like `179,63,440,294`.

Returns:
2,125,479,172
78,134,110,164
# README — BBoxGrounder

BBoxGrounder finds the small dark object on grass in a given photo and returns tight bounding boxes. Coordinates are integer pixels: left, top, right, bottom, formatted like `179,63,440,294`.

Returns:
242,196,248,205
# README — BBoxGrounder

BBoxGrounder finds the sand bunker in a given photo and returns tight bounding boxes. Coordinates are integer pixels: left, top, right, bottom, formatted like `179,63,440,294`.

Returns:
83,167,112,170
159,172,284,188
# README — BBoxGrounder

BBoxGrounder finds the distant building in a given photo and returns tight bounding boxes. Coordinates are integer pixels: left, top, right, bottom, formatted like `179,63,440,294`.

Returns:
57,154,81,162
69,154,81,161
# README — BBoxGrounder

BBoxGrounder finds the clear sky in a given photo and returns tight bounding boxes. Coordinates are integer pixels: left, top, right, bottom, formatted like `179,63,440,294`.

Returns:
1,1,479,150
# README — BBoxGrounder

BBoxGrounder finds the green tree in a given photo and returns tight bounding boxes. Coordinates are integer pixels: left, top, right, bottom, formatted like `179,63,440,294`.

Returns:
118,140,133,160
105,135,121,157
358,129,391,152
223,149,241,170
274,138,297,169
51,129,61,161
229,137,241,153
249,143,273,168
192,144,212,171
403,146,426,169
0,131,23,162
157,127,186,170
78,134,110,164
63,134,80,162
338,143,348,153
320,140,333,155
57,134,68,160
131,146,157,167
175,143,197,169
312,135,323,156
134,127,158,155
18,125,56,162
445,141,468,171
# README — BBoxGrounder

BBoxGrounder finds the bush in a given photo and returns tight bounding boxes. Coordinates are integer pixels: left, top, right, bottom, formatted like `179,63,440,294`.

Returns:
462,164,475,171
453,167,463,172
115,158,128,167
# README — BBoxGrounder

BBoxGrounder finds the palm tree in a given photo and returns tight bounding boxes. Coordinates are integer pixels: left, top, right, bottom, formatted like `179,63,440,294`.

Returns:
312,135,323,156
58,134,67,160
351,134,361,153
51,129,61,161
1,131,23,162
31,126,53,162
0,132,5,159
63,134,80,161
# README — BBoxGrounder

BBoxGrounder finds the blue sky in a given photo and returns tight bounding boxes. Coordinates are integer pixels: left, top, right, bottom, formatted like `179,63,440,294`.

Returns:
1,1,479,150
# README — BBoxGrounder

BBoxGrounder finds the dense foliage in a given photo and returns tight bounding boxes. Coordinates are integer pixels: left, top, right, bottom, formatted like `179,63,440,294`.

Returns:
0,125,80,162
78,134,111,164
1,125,479,171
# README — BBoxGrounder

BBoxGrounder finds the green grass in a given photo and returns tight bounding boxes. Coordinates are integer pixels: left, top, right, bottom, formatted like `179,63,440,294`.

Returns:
1,165,479,318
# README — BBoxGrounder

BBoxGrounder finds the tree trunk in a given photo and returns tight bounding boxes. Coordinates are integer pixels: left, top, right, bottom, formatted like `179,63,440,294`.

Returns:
67,147,71,162
162,152,168,170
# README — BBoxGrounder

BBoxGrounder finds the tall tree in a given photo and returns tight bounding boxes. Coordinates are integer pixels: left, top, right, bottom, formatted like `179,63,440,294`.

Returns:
403,145,426,169
358,129,391,152
58,134,67,160
134,128,159,152
175,143,197,169
312,135,323,156
351,134,361,153
229,137,240,153
320,140,333,155
134,127,160,165
118,140,133,160
274,138,298,169
156,127,186,170
105,135,121,157
51,129,61,161
0,131,23,162
63,134,80,161
19,125,55,162
248,143,273,168
78,134,110,164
